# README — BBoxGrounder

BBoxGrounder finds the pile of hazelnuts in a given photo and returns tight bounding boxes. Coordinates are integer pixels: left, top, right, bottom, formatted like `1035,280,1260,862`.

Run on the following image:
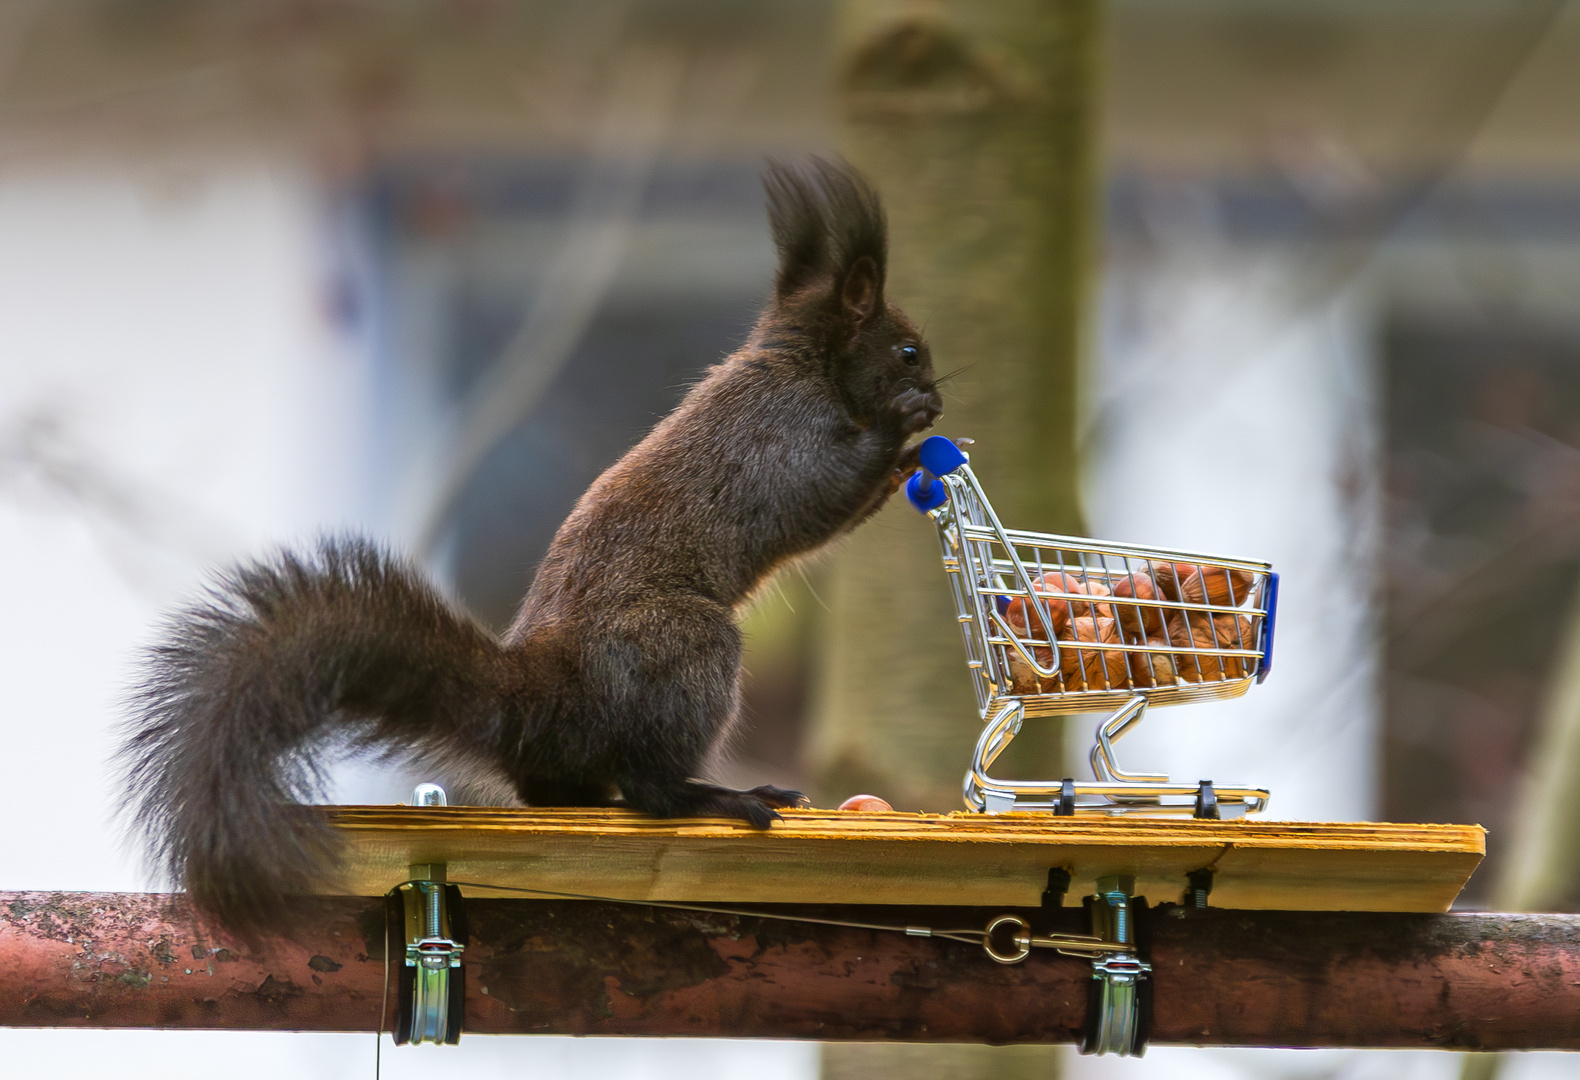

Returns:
1001,562,1260,695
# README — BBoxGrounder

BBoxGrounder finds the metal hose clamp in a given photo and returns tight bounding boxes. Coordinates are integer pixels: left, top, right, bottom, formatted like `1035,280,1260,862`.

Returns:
389,784,467,1046
1081,875,1151,1057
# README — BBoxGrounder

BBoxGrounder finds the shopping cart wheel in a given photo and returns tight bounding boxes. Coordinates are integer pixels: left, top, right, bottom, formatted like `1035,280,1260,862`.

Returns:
1055,777,1076,816
1193,780,1220,820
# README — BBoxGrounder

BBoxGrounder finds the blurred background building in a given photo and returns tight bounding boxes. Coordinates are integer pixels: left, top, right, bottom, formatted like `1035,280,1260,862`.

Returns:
3,1,1580,1078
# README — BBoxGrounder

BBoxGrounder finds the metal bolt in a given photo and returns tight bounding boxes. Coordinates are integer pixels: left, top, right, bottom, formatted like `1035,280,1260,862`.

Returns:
1187,868,1214,910
423,883,442,939
1105,892,1129,943
1094,875,1136,945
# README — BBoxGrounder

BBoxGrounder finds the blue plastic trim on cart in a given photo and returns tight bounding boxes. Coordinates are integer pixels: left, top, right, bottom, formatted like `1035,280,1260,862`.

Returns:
1255,571,1280,684
905,436,969,513
918,435,968,476
906,470,948,512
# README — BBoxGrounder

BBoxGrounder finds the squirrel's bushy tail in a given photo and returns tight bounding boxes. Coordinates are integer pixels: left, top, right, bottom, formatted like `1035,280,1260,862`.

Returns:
118,537,510,931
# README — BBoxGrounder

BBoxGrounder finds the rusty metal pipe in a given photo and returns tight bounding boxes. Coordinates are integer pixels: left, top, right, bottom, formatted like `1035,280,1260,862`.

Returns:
1146,907,1580,1049
2,892,1577,1049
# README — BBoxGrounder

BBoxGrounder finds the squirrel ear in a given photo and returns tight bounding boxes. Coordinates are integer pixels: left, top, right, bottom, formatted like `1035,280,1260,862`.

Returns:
840,255,881,325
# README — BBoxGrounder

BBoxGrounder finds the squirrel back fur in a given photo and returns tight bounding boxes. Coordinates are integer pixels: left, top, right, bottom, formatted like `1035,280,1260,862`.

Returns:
118,157,942,932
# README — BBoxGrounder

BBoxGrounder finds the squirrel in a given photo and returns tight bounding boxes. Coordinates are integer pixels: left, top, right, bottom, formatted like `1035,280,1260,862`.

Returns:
117,157,943,933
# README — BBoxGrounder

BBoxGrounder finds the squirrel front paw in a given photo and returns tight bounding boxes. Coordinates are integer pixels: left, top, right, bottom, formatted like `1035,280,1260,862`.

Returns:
891,385,943,435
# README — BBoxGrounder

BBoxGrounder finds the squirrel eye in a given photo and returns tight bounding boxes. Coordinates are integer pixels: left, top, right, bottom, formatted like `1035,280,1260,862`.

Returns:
898,344,920,365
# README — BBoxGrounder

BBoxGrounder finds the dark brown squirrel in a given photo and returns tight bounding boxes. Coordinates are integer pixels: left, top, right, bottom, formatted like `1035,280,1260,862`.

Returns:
117,157,943,933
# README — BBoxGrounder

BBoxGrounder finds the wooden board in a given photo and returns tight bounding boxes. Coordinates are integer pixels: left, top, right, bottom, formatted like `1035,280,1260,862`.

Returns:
324,807,1484,912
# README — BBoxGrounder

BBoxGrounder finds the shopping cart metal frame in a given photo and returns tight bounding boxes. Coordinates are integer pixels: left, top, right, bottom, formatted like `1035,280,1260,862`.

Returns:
906,437,1279,817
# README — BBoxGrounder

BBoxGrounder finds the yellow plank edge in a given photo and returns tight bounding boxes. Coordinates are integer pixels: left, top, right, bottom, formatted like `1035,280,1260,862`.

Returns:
323,807,1484,913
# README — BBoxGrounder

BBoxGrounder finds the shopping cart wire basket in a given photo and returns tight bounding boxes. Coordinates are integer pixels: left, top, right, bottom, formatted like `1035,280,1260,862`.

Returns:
906,436,1279,817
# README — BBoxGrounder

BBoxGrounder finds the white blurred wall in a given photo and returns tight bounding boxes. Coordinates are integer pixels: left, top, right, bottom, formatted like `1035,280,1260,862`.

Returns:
0,1029,821,1080
0,160,368,892
1070,243,1386,1080
0,159,369,1074
1069,1045,1571,1080
1082,246,1381,823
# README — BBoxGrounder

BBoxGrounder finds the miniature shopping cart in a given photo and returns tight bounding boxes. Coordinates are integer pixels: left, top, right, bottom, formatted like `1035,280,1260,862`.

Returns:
906,437,1279,818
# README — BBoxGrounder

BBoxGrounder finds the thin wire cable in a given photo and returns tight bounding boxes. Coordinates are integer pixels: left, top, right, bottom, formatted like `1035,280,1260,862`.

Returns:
367,878,1115,1059
432,878,993,946
375,895,390,1080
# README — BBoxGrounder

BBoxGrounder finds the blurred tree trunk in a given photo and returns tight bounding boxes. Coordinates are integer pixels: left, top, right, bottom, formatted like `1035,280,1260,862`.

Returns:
812,5,1099,1080
1460,574,1580,1080
806,0,1100,812
1495,576,1580,912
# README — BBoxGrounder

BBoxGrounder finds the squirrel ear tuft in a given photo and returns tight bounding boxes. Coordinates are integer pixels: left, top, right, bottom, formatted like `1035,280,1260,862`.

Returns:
764,158,827,299
841,255,880,324
763,156,887,307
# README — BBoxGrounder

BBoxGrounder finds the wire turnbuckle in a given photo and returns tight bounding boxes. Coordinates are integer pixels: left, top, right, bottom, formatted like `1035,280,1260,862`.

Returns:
979,914,1127,964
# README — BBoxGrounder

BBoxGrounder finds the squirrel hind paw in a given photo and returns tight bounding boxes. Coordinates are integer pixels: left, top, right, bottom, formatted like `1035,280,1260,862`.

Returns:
703,787,797,828
624,781,804,829
745,784,808,810
731,785,809,828
705,788,786,828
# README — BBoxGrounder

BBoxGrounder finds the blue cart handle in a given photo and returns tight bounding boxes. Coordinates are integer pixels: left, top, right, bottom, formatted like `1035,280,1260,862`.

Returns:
906,436,970,513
